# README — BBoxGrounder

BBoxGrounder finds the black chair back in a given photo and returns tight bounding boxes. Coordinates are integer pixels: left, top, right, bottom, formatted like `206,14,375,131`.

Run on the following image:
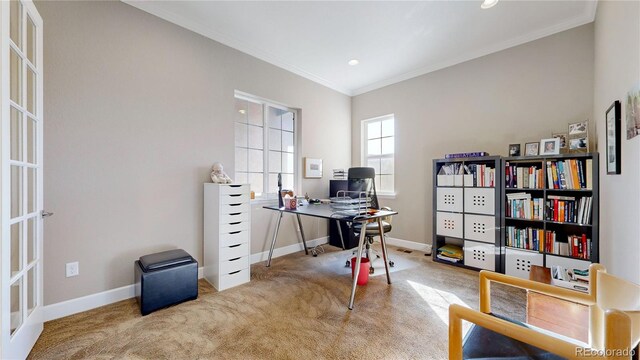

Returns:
347,167,379,210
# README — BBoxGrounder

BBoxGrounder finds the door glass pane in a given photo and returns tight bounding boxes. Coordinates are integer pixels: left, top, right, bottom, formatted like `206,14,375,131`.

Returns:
11,223,21,276
27,16,36,64
381,137,394,155
235,98,247,123
248,149,263,172
268,129,281,150
10,0,22,47
28,267,36,315
11,166,23,218
380,175,394,193
367,158,381,173
282,112,294,131
235,172,247,185
282,174,294,190
248,173,263,195
27,67,35,114
367,139,381,156
10,279,23,336
247,101,262,126
27,168,35,214
235,148,247,172
282,152,294,174
268,174,278,194
381,119,394,137
367,121,381,139
267,107,281,129
27,218,35,264
234,123,247,148
248,125,263,149
10,107,22,161
27,117,35,164
269,151,281,173
10,49,22,105
282,131,294,153
381,157,394,174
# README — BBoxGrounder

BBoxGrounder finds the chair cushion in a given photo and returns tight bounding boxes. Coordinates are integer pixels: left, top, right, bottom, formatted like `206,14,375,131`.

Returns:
462,313,564,360
353,221,391,236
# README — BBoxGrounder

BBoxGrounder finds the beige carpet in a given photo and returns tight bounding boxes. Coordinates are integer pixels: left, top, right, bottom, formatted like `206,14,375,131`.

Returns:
28,245,525,359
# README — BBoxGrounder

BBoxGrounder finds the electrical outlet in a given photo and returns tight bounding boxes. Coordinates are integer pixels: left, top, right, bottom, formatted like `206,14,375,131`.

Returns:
66,262,79,277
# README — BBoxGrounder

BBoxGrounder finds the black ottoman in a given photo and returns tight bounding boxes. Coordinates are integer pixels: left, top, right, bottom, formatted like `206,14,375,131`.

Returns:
134,249,198,315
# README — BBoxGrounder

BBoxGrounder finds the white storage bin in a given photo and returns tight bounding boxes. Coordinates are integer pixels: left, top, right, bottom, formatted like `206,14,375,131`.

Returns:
437,174,454,187
436,211,463,238
545,255,591,272
463,175,474,187
505,248,543,279
436,187,463,212
464,240,495,271
453,175,463,187
464,214,496,244
464,188,495,215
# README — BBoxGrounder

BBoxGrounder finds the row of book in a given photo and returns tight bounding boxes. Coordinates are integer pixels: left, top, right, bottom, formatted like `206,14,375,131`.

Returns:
546,195,593,225
467,164,495,188
546,233,592,260
546,159,593,190
505,226,545,251
506,228,592,260
505,193,544,220
505,164,544,189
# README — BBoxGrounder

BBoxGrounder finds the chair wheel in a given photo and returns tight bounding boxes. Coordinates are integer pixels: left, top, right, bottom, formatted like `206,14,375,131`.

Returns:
376,255,381,259
389,261,395,267
313,253,318,257
345,260,351,267
369,267,375,274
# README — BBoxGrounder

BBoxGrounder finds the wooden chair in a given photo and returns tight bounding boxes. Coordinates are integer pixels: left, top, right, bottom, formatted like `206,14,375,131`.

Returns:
449,264,640,359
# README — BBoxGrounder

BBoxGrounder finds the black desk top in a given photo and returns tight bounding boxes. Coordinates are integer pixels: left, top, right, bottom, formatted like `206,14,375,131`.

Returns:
263,203,397,222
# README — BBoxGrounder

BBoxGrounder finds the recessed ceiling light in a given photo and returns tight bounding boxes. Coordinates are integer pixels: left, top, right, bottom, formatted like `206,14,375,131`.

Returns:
348,59,359,66
481,0,498,9
238,109,246,114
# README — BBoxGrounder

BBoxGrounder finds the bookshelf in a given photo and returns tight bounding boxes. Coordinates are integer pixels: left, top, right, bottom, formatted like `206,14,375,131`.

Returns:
502,153,599,280
432,156,502,272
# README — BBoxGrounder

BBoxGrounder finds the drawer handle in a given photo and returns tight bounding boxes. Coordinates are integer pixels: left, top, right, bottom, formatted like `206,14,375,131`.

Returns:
229,203,241,207
229,212,241,216
228,270,241,275
230,194,242,197
229,257,241,262
229,231,241,235
229,222,241,225
229,185,241,188
229,244,241,248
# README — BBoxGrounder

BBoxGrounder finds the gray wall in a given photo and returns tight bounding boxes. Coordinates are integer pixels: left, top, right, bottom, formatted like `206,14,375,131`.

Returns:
593,1,640,284
351,24,595,248
39,1,351,305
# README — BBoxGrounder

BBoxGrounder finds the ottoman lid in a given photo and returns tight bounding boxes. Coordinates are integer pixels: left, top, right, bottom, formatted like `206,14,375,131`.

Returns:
139,249,193,271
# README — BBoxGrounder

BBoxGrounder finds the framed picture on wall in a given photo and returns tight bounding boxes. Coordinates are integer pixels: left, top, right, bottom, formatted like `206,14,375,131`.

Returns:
606,100,621,174
304,158,323,178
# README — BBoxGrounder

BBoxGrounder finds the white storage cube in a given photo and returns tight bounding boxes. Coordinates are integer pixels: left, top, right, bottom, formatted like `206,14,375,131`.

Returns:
453,175,463,187
464,188,495,215
436,211,463,238
464,214,495,244
464,240,495,271
545,255,591,272
436,187,463,212
463,175,474,187
437,175,454,187
505,248,543,279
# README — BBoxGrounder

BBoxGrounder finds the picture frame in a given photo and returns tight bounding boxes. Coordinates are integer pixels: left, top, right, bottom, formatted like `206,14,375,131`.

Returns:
539,138,560,155
524,142,539,156
304,158,323,178
567,120,589,153
552,132,568,150
626,85,640,140
508,143,521,157
606,100,621,174
568,121,588,136
569,137,588,153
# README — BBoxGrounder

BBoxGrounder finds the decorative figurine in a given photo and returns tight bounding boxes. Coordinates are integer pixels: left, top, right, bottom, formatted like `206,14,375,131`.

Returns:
210,162,233,184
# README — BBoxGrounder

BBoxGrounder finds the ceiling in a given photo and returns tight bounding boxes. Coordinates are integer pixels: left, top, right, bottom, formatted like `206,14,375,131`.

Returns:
124,1,597,96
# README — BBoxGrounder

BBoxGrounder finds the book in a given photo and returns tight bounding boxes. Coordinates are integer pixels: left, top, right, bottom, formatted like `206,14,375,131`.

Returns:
586,159,593,189
445,152,489,159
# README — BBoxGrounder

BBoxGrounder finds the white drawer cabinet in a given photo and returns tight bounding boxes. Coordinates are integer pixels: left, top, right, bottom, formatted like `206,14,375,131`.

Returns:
436,187,463,212
505,248,543,279
204,183,251,291
464,240,495,271
464,188,495,215
464,214,495,244
436,211,463,238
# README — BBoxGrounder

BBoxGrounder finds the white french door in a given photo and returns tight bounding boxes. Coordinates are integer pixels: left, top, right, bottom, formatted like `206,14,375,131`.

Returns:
1,0,44,358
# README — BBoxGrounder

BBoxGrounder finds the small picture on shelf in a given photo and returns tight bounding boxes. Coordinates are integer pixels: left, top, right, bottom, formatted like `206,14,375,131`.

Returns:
552,133,568,150
568,121,588,136
508,143,521,157
524,142,539,156
569,137,588,153
539,138,560,155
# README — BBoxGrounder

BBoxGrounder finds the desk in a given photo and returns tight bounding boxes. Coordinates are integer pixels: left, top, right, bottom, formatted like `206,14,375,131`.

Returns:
263,203,398,310
527,265,589,343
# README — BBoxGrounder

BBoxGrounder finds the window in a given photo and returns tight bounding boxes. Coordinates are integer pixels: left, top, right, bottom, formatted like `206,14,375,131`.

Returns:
362,115,395,194
234,94,297,199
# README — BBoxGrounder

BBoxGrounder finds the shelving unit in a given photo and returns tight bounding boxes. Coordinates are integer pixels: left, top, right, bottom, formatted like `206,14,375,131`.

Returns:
432,156,502,272
502,153,599,280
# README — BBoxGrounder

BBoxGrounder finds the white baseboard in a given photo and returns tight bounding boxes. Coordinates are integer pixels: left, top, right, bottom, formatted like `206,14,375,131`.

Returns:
385,237,431,252
43,236,328,322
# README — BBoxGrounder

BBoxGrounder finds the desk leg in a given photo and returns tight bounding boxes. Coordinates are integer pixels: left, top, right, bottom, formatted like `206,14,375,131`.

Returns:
336,220,346,250
348,222,368,310
267,211,283,267
378,218,392,285
296,214,309,255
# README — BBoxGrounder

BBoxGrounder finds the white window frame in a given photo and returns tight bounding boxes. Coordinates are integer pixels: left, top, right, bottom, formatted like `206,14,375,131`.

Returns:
361,114,395,197
234,91,301,204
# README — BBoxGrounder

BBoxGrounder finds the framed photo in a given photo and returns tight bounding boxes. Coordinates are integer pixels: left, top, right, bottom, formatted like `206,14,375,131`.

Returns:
539,138,560,155
568,121,588,136
569,137,588,153
524,142,539,156
626,85,640,140
606,100,621,174
304,158,323,178
552,132,567,150
508,143,521,157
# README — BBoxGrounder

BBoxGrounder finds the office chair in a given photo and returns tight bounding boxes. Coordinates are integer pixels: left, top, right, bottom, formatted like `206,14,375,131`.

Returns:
344,167,394,274
449,264,640,359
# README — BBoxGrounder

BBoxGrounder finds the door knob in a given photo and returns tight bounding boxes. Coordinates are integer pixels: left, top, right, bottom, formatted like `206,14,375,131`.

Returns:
41,211,54,218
